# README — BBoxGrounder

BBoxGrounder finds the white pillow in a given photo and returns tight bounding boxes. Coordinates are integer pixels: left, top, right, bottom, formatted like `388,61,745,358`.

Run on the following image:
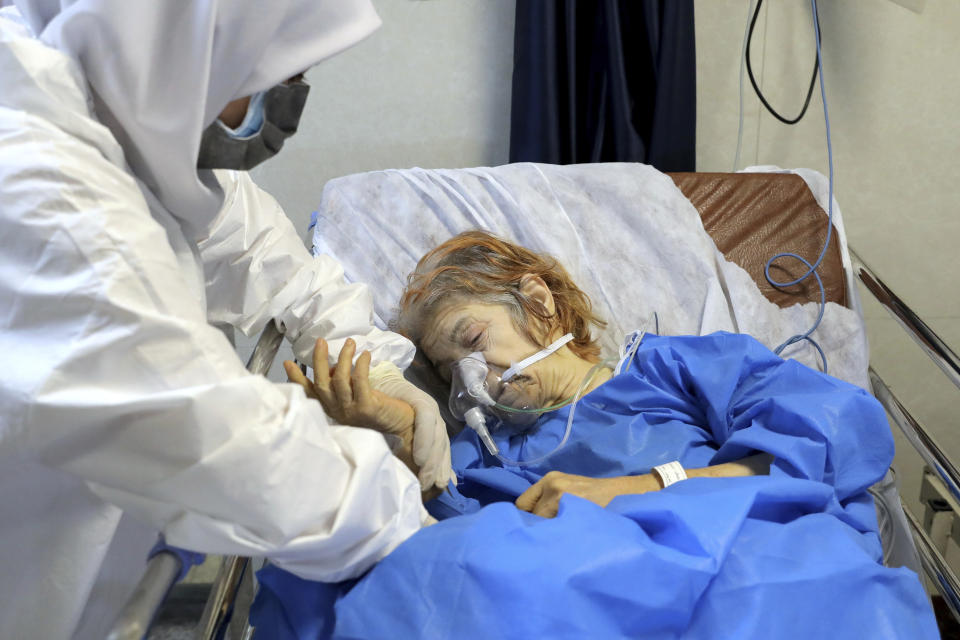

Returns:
311,162,869,396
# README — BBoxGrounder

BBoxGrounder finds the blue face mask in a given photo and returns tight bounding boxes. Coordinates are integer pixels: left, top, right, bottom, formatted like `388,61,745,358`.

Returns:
226,89,268,139
197,79,310,170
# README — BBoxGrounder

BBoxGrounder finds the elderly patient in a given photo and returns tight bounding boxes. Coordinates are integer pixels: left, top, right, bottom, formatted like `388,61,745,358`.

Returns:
268,230,935,639
392,230,778,518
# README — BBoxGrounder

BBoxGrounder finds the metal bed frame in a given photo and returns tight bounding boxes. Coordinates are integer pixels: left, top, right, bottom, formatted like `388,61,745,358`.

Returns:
851,249,960,621
106,250,960,639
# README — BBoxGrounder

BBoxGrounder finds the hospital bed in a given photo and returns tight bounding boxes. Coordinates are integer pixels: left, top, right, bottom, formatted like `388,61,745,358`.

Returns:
106,164,958,638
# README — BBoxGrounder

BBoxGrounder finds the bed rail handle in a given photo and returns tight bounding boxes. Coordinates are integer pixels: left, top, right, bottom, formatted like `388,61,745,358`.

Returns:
853,248,960,620
105,551,182,640
870,367,960,620
851,248,960,392
245,320,286,379
904,505,960,621
195,556,250,640
106,320,284,639
869,367,960,508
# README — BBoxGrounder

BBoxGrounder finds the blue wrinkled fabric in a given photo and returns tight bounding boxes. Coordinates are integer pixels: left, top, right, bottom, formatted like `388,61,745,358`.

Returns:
251,333,937,639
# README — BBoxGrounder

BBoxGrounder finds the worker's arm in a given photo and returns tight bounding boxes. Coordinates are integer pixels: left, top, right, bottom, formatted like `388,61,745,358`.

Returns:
0,116,426,583
197,169,414,369
195,170,454,492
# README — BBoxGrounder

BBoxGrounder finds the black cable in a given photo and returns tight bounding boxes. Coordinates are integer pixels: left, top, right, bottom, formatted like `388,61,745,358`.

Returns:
745,0,821,125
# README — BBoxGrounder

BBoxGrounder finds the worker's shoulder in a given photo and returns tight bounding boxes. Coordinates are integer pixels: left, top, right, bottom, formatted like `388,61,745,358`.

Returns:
0,27,122,164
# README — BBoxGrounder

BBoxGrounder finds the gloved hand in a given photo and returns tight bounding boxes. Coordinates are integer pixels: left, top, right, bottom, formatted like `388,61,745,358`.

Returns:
369,360,457,494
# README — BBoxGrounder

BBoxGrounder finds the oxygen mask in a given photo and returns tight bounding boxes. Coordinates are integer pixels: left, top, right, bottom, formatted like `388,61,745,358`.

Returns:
448,334,581,462
447,323,651,467
448,353,542,429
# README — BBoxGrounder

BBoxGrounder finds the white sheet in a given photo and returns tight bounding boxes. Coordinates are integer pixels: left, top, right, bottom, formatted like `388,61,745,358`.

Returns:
311,162,869,390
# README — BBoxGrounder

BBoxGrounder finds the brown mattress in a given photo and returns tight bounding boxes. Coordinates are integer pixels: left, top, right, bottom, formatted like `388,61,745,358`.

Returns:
668,172,846,309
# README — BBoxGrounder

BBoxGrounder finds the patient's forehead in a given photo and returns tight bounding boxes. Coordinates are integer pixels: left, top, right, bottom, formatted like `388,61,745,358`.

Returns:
420,302,516,365
420,303,481,358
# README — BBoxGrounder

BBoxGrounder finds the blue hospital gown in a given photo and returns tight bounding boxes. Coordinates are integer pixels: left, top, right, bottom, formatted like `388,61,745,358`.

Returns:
251,333,937,639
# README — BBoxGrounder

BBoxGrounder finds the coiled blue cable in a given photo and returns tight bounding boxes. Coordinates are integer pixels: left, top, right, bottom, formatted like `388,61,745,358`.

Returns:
767,0,833,374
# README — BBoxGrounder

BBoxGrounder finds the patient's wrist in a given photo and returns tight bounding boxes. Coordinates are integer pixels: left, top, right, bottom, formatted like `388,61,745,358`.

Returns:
399,425,414,453
383,428,414,455
622,473,662,494
686,453,773,480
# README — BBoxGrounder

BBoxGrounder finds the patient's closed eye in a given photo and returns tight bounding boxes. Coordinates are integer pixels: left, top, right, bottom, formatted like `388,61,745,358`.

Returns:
467,331,486,350
454,319,486,351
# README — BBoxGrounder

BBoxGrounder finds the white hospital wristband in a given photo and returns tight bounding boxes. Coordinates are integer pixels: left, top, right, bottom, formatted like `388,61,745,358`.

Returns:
652,461,687,488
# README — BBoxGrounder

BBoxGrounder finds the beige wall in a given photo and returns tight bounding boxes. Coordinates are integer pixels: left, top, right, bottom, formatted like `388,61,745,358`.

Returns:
252,0,516,242
695,0,960,510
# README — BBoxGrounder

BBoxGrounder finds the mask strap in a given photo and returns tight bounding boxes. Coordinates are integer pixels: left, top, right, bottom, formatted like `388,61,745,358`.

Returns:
501,333,574,382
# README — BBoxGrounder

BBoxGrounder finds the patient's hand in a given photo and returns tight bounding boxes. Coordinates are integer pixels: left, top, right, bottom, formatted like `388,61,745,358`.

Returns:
284,338,415,438
515,471,661,518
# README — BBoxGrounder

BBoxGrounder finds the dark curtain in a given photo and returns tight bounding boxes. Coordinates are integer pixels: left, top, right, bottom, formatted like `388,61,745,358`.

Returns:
509,0,696,171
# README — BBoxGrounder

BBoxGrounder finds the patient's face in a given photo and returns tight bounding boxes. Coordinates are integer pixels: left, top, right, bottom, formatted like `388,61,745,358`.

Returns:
422,302,541,379
421,302,556,408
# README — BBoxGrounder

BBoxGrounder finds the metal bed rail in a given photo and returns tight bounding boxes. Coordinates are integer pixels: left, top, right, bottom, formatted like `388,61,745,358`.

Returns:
107,321,285,640
851,248,960,619
195,555,252,640
905,500,960,622
870,369,960,509
851,249,960,391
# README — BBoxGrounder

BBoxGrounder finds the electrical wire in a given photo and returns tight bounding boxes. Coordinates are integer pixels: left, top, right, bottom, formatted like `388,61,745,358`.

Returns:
767,0,833,373
734,0,756,171
745,0,821,125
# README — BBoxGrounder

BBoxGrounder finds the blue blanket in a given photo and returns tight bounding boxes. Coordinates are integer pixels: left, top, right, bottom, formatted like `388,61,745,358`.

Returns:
250,333,936,639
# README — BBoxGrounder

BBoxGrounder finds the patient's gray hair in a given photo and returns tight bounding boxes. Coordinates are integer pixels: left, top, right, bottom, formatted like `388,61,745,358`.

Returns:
392,231,605,361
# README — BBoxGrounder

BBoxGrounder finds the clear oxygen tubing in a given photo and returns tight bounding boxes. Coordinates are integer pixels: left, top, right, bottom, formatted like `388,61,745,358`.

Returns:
492,395,577,415
494,327,649,468
493,356,616,468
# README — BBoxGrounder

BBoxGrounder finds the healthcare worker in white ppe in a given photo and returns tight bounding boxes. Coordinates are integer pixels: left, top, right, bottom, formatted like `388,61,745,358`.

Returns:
0,1,454,637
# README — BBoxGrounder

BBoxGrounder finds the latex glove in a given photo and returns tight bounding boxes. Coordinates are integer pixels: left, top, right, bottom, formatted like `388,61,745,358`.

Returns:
369,360,457,493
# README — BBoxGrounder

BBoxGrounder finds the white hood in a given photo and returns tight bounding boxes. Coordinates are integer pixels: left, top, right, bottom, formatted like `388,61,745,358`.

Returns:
13,0,381,235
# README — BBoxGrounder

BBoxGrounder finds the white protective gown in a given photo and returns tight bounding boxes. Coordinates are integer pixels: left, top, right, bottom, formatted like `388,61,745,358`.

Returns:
0,2,429,638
